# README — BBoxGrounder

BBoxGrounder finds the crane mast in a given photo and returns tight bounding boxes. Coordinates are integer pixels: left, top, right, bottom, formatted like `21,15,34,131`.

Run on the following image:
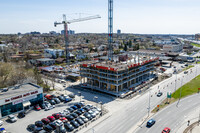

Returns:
108,0,113,61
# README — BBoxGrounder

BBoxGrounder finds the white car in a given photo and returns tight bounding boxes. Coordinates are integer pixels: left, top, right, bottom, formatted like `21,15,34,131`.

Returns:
8,115,17,123
0,120,3,126
54,120,63,127
80,115,89,123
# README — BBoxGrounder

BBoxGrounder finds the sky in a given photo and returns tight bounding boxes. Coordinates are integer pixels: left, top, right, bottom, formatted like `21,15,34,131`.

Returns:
0,0,200,34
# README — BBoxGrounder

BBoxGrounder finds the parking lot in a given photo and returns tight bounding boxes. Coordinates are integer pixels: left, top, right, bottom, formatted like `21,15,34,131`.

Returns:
1,90,108,133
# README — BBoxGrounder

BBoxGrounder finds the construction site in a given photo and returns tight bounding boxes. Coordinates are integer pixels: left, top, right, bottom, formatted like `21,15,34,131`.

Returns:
80,54,159,96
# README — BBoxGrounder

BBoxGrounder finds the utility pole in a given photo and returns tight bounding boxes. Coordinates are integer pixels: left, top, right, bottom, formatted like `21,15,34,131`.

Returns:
179,76,184,100
148,90,151,117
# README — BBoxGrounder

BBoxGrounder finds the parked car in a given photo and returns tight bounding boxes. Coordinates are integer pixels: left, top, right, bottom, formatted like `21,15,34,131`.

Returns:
49,122,57,130
68,93,75,98
64,122,74,132
63,109,70,115
84,112,92,120
49,99,56,105
79,108,86,113
39,103,45,109
58,95,65,102
83,106,90,111
75,118,84,125
44,101,55,111
67,107,74,113
74,110,82,115
52,113,61,119
59,117,68,123
74,103,83,108
58,126,67,133
0,120,3,126
66,115,74,121
27,124,36,131
146,119,156,127
184,71,188,74
80,115,89,123
33,127,43,133
58,111,68,118
35,121,44,127
162,127,171,133
71,113,78,118
43,125,53,132
37,129,46,133
47,116,55,122
157,92,163,97
54,120,64,127
91,108,100,115
71,105,78,110
34,104,41,111
0,128,6,133
88,110,96,118
53,98,61,104
41,118,50,125
45,95,53,100
64,98,72,103
18,111,25,118
70,120,80,128
8,114,17,123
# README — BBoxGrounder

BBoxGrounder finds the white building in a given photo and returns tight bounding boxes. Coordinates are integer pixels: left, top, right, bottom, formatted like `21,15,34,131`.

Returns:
0,83,43,118
163,43,183,52
44,49,64,58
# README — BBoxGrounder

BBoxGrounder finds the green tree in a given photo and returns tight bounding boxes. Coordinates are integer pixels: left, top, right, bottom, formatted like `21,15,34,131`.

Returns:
124,44,127,51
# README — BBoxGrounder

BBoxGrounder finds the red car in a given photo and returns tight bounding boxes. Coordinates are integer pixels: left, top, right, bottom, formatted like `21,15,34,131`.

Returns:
162,127,171,133
59,117,68,123
34,104,41,111
45,95,53,100
52,113,61,119
47,116,55,122
41,118,50,125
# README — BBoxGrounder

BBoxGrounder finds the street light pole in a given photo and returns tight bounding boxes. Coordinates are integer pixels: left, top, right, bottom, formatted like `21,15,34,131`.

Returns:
99,101,103,116
94,96,98,107
179,76,183,100
78,91,81,103
148,90,151,117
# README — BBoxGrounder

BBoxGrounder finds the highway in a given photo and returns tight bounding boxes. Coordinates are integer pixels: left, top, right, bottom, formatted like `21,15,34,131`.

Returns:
135,94,200,133
82,64,200,133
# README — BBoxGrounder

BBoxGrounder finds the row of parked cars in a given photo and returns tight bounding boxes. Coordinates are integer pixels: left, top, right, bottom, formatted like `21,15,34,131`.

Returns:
27,102,102,133
34,94,75,111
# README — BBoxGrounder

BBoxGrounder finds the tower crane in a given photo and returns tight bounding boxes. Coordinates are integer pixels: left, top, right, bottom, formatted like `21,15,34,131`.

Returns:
108,0,113,61
54,14,101,64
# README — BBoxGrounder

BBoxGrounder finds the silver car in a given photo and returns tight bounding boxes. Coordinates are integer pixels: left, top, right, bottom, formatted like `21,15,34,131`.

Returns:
8,115,17,122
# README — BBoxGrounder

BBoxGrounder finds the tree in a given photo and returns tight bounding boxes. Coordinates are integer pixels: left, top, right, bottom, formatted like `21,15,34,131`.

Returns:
128,40,132,48
0,63,13,88
124,44,127,51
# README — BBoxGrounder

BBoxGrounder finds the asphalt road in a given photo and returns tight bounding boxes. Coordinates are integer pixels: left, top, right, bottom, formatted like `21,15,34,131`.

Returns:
83,65,200,133
135,93,200,133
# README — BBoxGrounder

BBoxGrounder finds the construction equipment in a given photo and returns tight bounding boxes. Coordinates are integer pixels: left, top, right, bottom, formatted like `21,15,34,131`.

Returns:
108,0,113,61
54,14,101,64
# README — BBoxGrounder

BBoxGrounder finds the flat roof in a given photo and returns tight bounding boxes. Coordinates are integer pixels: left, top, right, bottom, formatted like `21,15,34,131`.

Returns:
0,83,42,99
81,55,159,71
36,58,55,62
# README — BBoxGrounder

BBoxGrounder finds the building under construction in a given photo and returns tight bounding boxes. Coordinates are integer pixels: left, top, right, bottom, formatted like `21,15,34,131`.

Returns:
80,55,159,95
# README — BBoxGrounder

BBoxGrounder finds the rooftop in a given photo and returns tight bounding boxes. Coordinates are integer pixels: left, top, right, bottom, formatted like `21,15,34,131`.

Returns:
36,58,55,62
0,83,42,99
81,55,159,71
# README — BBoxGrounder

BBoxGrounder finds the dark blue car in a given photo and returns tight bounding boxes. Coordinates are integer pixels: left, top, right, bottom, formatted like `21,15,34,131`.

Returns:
65,98,72,103
146,119,156,127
